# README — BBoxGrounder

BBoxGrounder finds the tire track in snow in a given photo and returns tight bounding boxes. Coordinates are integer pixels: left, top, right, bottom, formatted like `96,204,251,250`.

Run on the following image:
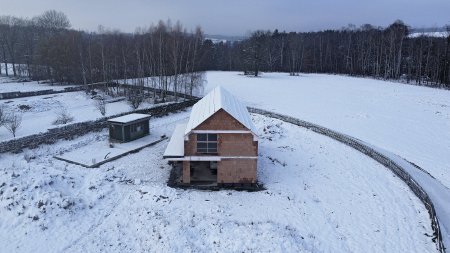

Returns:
61,185,130,252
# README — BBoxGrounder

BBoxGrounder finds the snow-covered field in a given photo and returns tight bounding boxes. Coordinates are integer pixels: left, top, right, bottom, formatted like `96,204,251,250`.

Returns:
0,91,157,141
205,71,450,189
0,111,437,252
0,77,75,93
408,31,448,38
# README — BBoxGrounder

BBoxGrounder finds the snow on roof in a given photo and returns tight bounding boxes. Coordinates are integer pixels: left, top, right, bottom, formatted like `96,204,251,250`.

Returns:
184,86,257,135
163,123,186,158
108,113,151,124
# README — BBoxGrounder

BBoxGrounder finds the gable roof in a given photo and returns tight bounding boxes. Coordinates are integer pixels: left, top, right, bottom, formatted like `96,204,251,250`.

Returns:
184,86,257,135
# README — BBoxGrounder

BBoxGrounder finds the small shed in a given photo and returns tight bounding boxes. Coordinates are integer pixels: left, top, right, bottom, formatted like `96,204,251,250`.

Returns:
107,113,151,142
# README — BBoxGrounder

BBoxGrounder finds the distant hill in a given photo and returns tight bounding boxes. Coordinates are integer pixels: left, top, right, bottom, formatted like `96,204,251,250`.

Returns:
410,26,448,33
408,26,449,37
204,34,247,44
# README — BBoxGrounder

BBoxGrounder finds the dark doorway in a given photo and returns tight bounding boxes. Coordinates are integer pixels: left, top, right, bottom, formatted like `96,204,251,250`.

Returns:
190,161,218,185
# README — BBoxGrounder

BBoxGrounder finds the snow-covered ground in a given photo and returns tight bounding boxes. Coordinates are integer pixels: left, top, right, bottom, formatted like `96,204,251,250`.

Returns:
408,31,448,38
0,91,157,141
0,63,28,78
205,71,450,189
0,77,75,93
0,111,437,252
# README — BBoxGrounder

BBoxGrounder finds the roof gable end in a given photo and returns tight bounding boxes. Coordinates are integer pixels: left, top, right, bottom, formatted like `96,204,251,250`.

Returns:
184,86,257,136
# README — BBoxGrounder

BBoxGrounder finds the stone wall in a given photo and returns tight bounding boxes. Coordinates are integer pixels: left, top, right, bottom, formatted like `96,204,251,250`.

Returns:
0,99,198,153
0,83,110,100
248,107,446,253
0,81,200,100
0,89,58,99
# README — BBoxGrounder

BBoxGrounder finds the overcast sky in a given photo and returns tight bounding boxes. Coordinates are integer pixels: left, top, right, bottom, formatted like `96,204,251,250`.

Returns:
1,0,449,35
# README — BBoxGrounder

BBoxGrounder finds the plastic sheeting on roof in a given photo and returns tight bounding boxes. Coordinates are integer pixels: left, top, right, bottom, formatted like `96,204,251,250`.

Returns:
184,86,257,135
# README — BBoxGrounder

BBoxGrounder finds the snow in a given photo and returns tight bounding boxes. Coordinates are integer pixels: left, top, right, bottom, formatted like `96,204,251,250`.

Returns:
205,71,450,190
0,111,437,252
56,134,163,167
107,113,151,124
0,76,75,92
184,86,257,135
408,31,448,38
163,123,187,158
0,91,157,141
0,63,28,78
365,143,450,249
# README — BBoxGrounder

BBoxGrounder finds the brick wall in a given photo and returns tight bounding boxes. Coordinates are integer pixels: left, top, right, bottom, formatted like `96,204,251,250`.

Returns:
217,159,257,184
184,109,258,156
182,161,191,184
183,108,259,184
184,133,257,157
194,109,248,130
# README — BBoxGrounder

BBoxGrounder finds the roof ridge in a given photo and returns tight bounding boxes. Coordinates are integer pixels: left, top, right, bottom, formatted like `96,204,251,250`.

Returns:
184,86,257,136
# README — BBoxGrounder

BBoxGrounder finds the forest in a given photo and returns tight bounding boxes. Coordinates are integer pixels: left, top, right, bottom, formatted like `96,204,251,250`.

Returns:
1,10,449,91
211,22,450,88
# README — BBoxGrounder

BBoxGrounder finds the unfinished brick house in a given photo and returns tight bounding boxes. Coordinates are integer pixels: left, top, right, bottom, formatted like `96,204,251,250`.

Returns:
163,86,258,187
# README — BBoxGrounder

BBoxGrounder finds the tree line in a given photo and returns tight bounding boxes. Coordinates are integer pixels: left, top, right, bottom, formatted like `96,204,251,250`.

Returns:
1,12,449,90
0,10,207,100
208,21,450,88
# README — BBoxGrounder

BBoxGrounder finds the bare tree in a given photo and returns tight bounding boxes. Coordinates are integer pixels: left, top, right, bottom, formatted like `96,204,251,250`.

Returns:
0,105,7,126
0,32,6,76
127,90,144,110
4,110,22,138
95,95,107,116
0,16,26,77
53,106,74,125
35,10,71,31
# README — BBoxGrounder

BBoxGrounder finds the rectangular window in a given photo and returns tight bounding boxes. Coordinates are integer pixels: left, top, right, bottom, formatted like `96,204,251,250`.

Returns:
197,134,218,154
130,123,144,133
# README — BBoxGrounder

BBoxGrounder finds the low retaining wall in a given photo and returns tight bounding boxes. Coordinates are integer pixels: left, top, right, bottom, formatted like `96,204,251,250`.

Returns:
113,82,199,100
0,99,198,153
54,136,168,168
0,86,90,100
0,89,58,99
0,81,199,100
248,107,446,253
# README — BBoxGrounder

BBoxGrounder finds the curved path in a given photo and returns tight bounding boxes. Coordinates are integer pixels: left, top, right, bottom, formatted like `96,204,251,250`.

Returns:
249,107,449,253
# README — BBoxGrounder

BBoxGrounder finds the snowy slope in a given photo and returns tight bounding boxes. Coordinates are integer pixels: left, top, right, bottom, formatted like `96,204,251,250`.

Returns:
0,111,437,252
205,71,450,189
